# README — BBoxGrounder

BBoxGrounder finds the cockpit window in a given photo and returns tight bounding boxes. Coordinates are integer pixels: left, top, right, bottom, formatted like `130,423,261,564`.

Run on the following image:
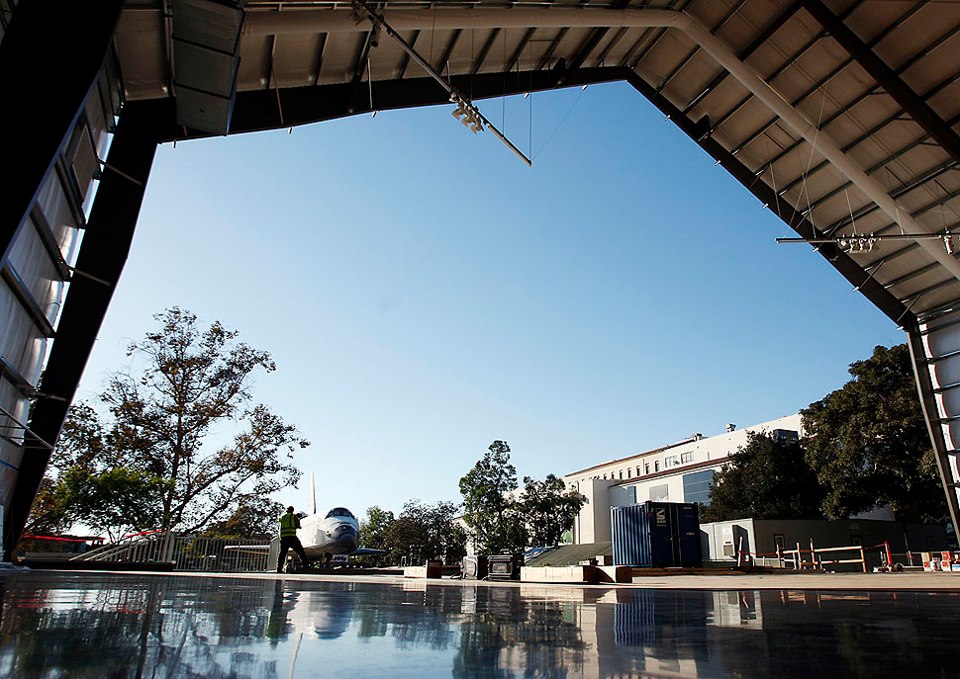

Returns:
324,507,356,519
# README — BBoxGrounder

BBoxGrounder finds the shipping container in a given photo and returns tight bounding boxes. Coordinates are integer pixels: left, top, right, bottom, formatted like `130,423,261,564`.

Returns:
612,501,702,567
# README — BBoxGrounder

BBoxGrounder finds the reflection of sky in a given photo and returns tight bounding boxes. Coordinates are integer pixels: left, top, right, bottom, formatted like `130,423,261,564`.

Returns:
0,573,958,678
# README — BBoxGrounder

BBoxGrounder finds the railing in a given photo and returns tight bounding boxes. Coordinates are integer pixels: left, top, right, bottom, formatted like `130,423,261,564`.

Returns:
780,543,869,573
735,536,888,573
71,531,271,572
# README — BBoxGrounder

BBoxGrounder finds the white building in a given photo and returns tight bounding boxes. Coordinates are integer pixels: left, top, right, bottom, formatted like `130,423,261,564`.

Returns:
563,414,803,545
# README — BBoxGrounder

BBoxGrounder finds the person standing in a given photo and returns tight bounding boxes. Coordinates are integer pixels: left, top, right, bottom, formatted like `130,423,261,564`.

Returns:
277,506,310,573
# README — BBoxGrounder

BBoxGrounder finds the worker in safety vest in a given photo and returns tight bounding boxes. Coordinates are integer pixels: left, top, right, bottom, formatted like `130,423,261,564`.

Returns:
276,506,310,573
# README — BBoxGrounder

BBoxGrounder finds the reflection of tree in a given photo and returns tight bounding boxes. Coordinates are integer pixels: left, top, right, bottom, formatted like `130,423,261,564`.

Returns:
390,586,461,651
454,623,513,679
0,574,283,678
452,587,586,679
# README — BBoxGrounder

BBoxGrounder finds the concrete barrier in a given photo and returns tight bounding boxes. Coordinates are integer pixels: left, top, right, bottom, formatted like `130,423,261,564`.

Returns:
597,565,632,583
403,560,442,579
521,565,599,584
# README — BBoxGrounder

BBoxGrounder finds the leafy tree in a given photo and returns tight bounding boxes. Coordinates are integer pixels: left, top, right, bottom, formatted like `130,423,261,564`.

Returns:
702,432,824,522
381,500,467,564
23,477,72,537
415,499,467,563
360,506,395,552
41,307,309,536
203,497,286,538
58,467,170,542
519,474,587,546
459,441,527,554
383,515,427,563
801,343,946,522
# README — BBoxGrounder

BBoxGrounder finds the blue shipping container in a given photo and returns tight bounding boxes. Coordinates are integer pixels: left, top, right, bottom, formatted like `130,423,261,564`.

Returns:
611,501,702,567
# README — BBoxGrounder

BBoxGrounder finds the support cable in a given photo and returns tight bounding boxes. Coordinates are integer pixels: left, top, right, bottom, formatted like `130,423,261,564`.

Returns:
352,0,531,166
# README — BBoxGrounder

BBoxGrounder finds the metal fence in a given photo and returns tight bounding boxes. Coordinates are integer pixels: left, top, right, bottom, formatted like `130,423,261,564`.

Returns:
71,531,272,572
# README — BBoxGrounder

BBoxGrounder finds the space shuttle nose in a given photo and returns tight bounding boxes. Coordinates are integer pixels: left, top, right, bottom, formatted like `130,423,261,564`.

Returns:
335,526,359,551
337,534,358,551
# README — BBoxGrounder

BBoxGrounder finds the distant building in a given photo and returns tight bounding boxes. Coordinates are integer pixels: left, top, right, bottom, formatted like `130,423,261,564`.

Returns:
563,414,805,545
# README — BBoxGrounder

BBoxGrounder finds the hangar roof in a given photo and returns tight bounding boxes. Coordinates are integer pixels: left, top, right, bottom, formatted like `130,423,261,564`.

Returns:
112,0,960,327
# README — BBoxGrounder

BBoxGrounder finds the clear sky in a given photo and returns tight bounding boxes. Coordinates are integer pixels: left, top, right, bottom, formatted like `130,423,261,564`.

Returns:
73,80,905,521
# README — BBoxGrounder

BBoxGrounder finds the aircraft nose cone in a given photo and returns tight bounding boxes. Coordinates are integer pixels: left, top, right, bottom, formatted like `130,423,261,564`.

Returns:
335,526,358,551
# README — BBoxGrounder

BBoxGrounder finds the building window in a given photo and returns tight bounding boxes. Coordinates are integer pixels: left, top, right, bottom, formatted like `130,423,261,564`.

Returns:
682,469,715,504
618,470,623,479
681,452,693,464
649,484,669,502
644,463,650,474
654,461,660,472
627,467,633,478
665,455,678,468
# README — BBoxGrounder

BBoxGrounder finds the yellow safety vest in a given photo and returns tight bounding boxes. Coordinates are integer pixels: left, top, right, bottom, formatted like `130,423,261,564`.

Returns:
279,512,298,537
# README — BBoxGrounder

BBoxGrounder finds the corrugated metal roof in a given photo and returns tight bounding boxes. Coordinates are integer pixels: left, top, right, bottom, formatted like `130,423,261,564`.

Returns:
112,1,960,327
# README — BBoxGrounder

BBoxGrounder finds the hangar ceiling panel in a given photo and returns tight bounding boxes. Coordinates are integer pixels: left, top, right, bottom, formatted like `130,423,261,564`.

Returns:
111,0,960,325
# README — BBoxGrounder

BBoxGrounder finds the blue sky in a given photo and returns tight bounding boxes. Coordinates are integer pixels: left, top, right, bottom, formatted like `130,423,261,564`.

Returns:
74,81,905,520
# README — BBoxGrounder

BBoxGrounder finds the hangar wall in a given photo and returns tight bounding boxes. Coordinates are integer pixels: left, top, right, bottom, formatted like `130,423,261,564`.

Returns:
0,31,122,548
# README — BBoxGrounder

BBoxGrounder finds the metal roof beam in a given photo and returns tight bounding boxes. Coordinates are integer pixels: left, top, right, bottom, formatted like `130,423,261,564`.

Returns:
762,17,960,171
797,148,957,220
471,27,500,75
824,159,958,236
775,72,960,197
713,1,870,140
135,66,625,141
622,0,694,70
800,0,960,165
730,0,918,156
565,0,631,73
505,27,535,72
434,28,463,74
680,0,801,115
654,0,747,94
857,185,960,271
897,275,959,305
396,30,420,79
311,33,328,86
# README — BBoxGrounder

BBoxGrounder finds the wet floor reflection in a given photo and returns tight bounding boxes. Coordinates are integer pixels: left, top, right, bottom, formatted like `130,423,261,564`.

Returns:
0,572,956,677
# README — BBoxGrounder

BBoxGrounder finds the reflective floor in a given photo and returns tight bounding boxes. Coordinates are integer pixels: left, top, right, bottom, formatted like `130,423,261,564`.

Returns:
1,572,957,678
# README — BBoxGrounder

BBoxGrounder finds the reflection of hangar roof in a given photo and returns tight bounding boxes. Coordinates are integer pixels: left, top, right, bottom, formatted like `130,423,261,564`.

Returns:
116,0,960,326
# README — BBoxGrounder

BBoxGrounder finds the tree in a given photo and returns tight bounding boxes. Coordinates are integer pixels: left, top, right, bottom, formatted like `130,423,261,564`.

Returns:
203,497,286,538
519,474,587,546
360,506,395,552
57,467,170,543
416,500,467,563
24,477,72,537
380,500,467,564
459,441,527,554
702,432,824,522
45,307,309,536
383,515,428,563
801,343,946,522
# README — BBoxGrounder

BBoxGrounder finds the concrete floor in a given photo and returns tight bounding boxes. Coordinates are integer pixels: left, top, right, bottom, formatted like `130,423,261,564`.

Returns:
1,568,957,677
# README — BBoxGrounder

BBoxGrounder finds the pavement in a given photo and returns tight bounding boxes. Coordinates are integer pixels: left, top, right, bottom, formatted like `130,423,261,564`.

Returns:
39,567,960,591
